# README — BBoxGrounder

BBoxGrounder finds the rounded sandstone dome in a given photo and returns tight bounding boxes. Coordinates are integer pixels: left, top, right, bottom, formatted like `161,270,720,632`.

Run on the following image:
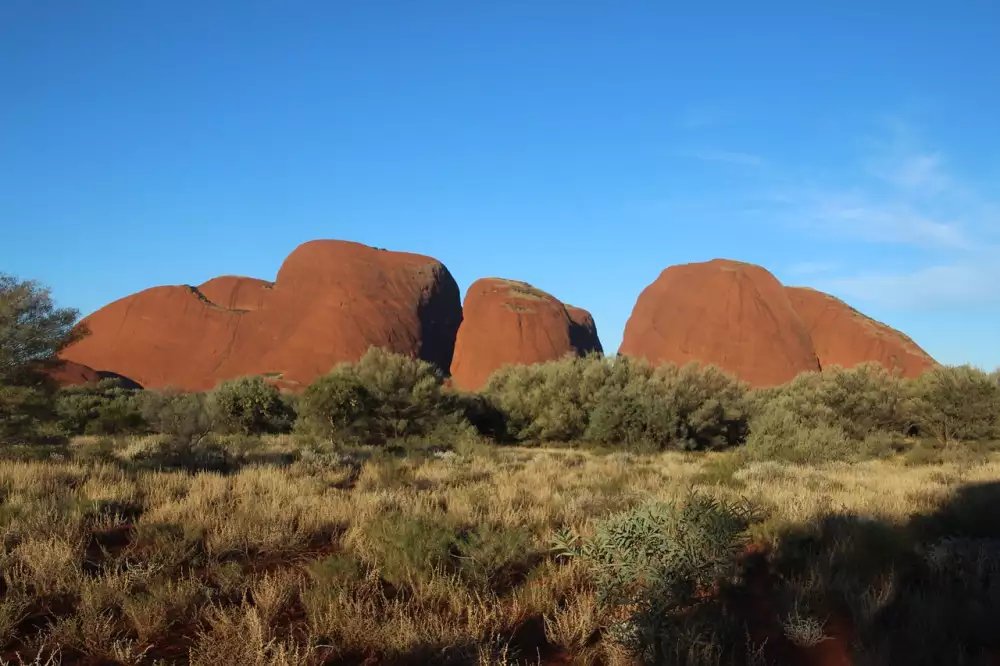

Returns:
450,278,603,390
618,259,820,386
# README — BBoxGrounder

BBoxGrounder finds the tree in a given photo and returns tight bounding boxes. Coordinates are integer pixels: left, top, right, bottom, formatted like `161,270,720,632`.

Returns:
1,275,83,444
0,274,82,386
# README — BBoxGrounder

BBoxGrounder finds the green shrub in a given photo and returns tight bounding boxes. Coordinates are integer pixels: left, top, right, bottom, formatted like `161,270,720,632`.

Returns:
741,400,855,464
748,363,914,441
298,373,375,440
484,353,615,442
485,356,749,450
55,378,145,436
910,365,1000,443
297,347,468,443
0,384,60,444
208,376,293,435
552,493,760,663
138,390,214,444
587,362,749,451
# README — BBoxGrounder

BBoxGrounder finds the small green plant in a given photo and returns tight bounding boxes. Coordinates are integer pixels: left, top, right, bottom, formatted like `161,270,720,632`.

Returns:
297,347,470,443
209,376,293,435
552,493,760,663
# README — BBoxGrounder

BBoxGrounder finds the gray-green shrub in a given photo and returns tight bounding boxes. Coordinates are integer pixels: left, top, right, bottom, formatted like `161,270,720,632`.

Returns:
208,376,293,435
55,378,145,436
552,493,759,663
297,347,469,442
910,365,1000,443
485,355,749,450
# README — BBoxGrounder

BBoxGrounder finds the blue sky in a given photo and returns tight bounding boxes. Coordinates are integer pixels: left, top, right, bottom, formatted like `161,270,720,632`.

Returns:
2,1,998,368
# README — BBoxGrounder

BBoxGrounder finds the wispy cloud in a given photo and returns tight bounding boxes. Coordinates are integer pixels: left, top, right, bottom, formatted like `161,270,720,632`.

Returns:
793,191,971,250
685,149,767,168
785,261,839,276
816,261,1000,310
756,120,999,311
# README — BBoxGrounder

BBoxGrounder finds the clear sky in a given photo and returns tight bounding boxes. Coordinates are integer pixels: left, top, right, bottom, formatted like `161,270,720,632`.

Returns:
2,1,998,369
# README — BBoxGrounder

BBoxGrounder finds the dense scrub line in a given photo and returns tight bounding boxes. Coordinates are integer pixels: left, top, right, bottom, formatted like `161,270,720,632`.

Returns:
3,349,1000,461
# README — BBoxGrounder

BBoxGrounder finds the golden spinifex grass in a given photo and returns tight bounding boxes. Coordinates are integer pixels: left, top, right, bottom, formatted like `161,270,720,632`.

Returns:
1,436,999,665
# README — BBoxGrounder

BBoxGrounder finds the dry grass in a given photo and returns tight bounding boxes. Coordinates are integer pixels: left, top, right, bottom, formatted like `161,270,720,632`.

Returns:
0,438,998,664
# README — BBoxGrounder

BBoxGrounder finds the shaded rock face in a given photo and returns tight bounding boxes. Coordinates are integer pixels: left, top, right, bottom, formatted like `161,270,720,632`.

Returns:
786,286,936,378
45,361,143,389
46,360,100,387
566,305,603,355
60,240,463,391
618,259,821,386
450,279,603,390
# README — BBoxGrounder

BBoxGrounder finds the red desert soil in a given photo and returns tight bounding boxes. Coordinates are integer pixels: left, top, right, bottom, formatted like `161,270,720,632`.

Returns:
618,259,821,386
449,278,603,390
786,286,936,378
60,240,463,391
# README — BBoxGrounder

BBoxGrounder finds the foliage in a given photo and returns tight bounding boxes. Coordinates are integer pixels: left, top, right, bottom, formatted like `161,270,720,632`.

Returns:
297,347,468,443
0,274,82,385
209,376,294,435
552,493,759,662
910,365,1000,443
138,389,214,446
747,363,915,441
485,355,749,450
0,385,62,445
55,378,145,436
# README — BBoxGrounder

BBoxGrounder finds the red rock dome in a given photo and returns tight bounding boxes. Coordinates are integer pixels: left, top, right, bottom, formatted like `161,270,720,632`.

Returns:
60,240,462,391
450,279,603,390
785,286,936,377
618,259,821,386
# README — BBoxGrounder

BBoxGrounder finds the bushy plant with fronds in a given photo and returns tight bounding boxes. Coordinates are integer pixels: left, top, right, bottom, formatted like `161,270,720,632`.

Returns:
209,376,293,435
552,493,760,663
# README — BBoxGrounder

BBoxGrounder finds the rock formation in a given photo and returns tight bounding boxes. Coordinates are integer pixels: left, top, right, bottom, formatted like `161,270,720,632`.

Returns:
785,286,936,378
60,240,463,391
46,360,100,387
449,279,603,390
198,276,272,311
618,259,821,386
566,305,603,355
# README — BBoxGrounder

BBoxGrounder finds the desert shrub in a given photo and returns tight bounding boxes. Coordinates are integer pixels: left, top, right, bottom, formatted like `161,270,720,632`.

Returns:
55,378,145,436
741,401,856,464
483,353,615,442
208,376,293,435
0,384,62,445
139,390,214,448
298,373,375,439
297,347,468,443
485,356,749,450
552,493,760,664
748,363,914,442
910,365,1000,443
586,362,749,451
